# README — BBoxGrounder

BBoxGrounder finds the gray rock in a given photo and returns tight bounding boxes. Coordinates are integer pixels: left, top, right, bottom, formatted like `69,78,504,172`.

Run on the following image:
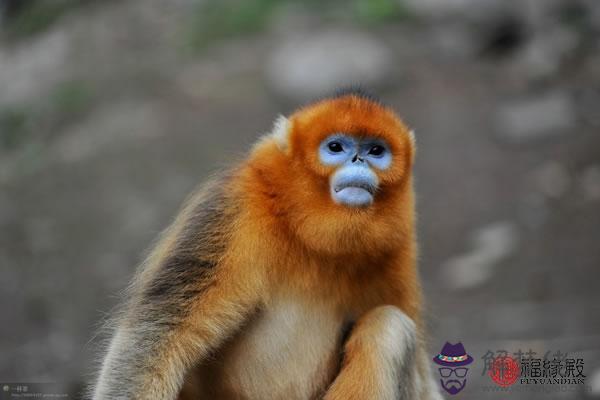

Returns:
509,27,580,81
580,88,600,127
52,101,165,164
517,192,549,230
580,164,600,202
442,221,519,290
530,161,570,199
496,93,576,142
0,29,69,107
486,302,540,336
430,23,477,58
266,30,391,101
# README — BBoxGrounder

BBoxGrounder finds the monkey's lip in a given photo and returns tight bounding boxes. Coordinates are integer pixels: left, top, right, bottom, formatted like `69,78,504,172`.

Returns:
332,186,374,207
334,183,375,195
331,173,378,207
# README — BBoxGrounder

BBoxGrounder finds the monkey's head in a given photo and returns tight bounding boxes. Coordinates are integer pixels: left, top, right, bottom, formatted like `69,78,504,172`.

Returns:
251,90,416,256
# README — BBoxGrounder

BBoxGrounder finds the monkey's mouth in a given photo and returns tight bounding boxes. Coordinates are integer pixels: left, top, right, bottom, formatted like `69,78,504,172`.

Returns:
334,183,375,195
330,169,379,208
331,183,376,208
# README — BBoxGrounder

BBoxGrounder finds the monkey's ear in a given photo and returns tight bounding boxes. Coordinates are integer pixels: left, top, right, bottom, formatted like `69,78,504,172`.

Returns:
269,115,291,151
408,130,416,148
408,129,416,163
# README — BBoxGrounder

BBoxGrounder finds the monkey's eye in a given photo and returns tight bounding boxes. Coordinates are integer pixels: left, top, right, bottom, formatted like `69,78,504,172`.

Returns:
368,145,385,156
328,142,344,153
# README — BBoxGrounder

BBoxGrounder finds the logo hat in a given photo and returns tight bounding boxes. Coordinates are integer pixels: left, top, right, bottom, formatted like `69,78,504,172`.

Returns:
433,342,474,367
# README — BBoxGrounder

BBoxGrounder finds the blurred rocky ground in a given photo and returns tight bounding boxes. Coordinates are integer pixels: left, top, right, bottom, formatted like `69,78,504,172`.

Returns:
0,0,599,398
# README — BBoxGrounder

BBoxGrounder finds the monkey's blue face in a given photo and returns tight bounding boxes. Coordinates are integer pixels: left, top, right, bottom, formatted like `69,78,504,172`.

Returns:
319,134,392,208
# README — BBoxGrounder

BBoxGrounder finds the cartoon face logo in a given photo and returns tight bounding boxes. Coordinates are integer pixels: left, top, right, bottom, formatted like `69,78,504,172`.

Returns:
438,366,469,394
433,342,474,395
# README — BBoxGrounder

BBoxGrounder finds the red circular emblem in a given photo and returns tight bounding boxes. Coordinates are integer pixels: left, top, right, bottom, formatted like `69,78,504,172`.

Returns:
489,356,520,387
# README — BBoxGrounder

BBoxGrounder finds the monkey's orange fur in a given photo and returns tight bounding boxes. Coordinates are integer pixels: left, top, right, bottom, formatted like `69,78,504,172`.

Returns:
243,94,420,317
94,92,439,400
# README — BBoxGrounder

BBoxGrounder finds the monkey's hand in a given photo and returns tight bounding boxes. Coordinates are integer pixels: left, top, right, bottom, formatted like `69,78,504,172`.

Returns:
324,305,419,400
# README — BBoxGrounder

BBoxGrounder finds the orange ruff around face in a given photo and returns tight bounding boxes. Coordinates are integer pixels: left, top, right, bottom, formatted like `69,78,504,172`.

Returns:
247,94,416,258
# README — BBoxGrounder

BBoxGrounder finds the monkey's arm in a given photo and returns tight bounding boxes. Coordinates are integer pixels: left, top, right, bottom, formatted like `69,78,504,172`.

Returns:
324,305,422,400
93,263,262,400
93,180,264,400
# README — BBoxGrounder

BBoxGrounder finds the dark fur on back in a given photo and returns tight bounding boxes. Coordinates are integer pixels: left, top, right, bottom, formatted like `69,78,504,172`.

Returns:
137,174,236,327
91,172,239,399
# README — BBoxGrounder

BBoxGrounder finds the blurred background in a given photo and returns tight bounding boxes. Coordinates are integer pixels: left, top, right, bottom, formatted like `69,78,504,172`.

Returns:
0,0,599,398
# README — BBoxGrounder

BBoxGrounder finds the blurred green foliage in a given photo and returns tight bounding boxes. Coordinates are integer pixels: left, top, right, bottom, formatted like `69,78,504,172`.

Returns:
0,107,30,150
2,0,411,46
50,80,94,119
187,0,279,50
353,0,412,23
185,0,412,51
0,80,93,152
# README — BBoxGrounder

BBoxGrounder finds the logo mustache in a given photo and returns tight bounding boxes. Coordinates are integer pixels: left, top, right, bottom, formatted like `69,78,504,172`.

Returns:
440,378,467,395
443,379,463,388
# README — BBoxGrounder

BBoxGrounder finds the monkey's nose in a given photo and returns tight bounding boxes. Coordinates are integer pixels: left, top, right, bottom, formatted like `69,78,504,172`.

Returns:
351,154,364,163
